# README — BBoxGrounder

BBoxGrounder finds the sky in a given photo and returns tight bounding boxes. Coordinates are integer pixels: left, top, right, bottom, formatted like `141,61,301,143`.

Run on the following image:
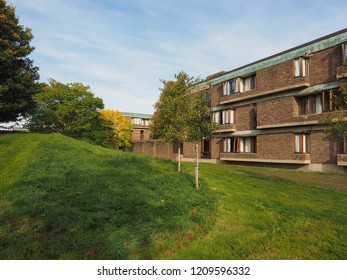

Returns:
7,0,347,114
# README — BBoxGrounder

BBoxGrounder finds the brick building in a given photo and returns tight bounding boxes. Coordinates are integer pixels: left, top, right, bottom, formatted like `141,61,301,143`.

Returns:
122,112,152,141
183,29,347,172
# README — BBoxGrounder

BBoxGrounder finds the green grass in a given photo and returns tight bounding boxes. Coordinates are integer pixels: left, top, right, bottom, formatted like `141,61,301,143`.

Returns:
0,133,215,259
1,133,347,259
170,163,347,259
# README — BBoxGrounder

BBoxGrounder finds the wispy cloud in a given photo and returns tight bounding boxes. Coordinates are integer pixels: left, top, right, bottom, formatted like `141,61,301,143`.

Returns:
8,0,347,113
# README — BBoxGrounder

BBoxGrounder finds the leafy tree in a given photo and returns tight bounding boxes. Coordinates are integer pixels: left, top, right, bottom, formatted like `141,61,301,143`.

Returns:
322,63,347,147
99,109,132,149
29,79,114,147
151,72,195,172
187,90,214,190
0,0,41,122
152,71,214,189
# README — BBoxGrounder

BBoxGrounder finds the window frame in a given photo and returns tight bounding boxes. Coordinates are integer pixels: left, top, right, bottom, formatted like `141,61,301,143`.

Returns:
240,74,256,92
294,57,309,78
222,79,236,96
221,109,235,124
222,136,256,153
212,111,220,125
299,90,334,115
294,134,310,154
342,43,347,64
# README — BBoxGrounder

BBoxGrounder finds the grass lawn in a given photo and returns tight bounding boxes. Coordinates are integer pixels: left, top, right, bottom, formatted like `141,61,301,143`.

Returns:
167,163,347,259
0,133,346,259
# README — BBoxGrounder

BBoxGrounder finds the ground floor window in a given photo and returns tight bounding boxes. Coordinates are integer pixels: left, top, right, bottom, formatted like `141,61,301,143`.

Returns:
343,137,347,154
222,136,256,153
294,134,310,153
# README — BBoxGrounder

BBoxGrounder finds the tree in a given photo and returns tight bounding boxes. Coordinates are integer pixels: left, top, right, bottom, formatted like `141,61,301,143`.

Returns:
29,79,114,148
187,90,214,190
99,109,132,149
322,63,347,146
152,71,214,189
0,0,41,122
151,72,195,172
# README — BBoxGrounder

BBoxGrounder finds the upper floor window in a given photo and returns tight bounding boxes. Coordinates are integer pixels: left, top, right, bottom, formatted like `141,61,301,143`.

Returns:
212,111,220,124
223,79,236,95
342,43,347,64
132,118,149,126
294,57,309,77
294,134,310,154
132,118,142,125
222,109,235,124
242,75,256,92
222,137,256,153
299,90,334,115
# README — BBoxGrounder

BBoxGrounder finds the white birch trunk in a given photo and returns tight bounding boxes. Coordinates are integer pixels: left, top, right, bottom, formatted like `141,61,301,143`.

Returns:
178,144,181,173
195,142,199,190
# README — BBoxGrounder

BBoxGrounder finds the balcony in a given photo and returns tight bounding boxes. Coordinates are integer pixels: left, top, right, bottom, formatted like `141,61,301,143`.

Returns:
215,123,236,133
337,154,347,166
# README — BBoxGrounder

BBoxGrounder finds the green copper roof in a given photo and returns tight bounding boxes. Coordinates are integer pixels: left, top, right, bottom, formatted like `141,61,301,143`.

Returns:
122,112,152,119
200,29,347,87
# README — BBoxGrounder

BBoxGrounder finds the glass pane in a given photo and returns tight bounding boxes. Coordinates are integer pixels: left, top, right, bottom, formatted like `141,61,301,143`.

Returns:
245,137,251,153
295,135,300,153
316,95,322,114
294,59,300,77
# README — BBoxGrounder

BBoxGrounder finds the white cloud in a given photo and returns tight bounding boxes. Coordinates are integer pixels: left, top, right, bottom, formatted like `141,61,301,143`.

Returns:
8,0,347,114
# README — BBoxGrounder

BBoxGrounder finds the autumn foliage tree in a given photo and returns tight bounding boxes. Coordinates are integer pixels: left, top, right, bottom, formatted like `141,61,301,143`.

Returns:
0,0,41,122
99,109,132,149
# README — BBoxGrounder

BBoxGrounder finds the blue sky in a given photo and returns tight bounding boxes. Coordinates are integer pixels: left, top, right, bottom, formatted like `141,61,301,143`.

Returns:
8,0,347,114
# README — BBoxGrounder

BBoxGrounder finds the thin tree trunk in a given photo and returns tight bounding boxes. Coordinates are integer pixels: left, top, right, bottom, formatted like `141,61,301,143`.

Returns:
178,143,181,172
195,142,199,190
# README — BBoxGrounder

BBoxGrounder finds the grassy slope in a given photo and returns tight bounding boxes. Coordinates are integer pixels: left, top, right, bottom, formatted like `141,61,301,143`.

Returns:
173,163,347,260
1,133,347,260
0,133,215,259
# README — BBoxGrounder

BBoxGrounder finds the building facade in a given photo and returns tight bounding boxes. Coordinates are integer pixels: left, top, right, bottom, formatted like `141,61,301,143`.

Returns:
183,29,347,172
122,112,152,142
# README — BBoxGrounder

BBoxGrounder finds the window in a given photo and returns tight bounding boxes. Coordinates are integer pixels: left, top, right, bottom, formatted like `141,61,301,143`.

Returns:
140,130,144,140
294,134,310,154
294,57,309,77
223,79,236,95
343,137,347,154
222,137,256,153
132,118,142,125
222,109,235,124
143,120,148,126
229,75,256,93
212,111,220,124
243,75,256,91
299,90,334,115
322,90,334,112
342,43,347,64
